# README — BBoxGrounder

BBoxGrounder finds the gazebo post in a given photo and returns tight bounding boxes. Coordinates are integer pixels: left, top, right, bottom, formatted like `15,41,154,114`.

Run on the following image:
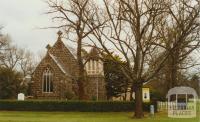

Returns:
186,94,188,104
193,94,196,110
168,96,170,110
194,95,196,102
176,94,178,110
186,94,188,110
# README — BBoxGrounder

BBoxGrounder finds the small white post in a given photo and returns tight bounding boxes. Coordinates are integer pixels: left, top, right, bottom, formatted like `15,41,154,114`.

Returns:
18,93,25,101
150,105,154,117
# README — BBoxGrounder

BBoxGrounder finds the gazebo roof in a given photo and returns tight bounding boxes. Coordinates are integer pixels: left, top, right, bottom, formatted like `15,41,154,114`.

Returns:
166,86,198,99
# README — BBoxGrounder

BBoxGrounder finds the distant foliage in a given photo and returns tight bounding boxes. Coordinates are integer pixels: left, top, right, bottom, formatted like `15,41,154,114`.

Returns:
0,32,36,98
0,67,25,99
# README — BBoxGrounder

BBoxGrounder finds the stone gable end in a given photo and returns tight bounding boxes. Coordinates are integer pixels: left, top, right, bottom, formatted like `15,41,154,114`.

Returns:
49,38,79,78
31,53,74,99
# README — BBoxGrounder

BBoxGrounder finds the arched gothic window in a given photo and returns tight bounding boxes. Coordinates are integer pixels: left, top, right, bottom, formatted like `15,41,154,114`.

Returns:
42,67,53,93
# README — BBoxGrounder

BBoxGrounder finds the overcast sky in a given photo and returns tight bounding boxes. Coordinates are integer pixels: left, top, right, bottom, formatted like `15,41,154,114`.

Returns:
0,0,59,54
0,0,199,74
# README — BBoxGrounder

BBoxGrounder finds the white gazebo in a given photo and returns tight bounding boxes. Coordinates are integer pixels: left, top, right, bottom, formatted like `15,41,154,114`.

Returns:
166,86,198,118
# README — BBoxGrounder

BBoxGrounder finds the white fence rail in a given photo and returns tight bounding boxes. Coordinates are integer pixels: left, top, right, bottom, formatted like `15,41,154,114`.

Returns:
157,101,200,112
157,101,167,111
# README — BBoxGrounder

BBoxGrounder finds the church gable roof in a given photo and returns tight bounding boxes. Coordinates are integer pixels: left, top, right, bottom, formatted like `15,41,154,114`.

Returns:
48,53,71,77
48,31,75,58
46,31,79,77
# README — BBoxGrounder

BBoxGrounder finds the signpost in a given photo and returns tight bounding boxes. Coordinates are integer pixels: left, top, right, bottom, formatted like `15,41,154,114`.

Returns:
150,105,155,117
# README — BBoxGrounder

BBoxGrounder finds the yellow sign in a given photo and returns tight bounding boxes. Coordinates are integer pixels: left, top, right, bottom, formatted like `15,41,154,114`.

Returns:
142,88,150,102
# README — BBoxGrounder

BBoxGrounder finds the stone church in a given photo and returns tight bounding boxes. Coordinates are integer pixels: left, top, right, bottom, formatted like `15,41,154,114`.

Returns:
30,31,106,100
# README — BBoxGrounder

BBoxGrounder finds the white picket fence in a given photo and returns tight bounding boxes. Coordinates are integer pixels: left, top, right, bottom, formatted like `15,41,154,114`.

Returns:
157,101,200,112
157,101,171,111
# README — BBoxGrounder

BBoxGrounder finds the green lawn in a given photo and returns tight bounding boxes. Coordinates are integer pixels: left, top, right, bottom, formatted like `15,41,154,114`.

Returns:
0,111,199,122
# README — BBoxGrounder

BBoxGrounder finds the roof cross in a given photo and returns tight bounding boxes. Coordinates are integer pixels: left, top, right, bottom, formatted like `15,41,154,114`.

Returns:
57,30,63,37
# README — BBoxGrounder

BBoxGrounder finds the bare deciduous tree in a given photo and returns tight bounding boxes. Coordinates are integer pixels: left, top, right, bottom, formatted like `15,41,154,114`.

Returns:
86,0,200,118
47,0,106,99
46,0,200,118
87,0,170,118
0,35,36,76
156,0,200,90
0,45,21,70
18,49,36,77
0,29,10,54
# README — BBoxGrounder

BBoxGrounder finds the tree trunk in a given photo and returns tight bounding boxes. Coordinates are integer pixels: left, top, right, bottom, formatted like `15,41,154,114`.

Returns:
77,75,85,100
130,85,134,101
124,88,127,101
166,49,179,91
77,37,86,100
166,57,173,90
134,83,143,118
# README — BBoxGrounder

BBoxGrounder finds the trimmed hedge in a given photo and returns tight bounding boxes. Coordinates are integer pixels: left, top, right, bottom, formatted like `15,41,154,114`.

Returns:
0,100,157,112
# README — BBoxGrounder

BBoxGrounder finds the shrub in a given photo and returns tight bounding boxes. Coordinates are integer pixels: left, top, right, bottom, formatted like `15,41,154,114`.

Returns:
0,67,26,99
64,91,75,100
0,100,157,112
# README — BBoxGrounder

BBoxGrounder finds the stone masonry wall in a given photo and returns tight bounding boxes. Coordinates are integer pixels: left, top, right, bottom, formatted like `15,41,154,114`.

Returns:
86,75,107,100
30,54,74,99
